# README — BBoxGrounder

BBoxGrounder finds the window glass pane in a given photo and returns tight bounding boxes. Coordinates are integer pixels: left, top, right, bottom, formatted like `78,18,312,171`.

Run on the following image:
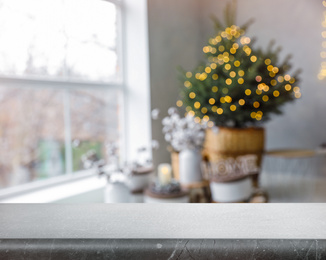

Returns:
0,86,121,188
65,0,118,81
0,86,65,188
70,88,120,172
0,0,118,82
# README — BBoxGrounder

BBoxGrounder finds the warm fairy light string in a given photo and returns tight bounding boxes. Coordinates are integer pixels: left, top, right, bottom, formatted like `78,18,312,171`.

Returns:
177,24,301,125
318,1,326,80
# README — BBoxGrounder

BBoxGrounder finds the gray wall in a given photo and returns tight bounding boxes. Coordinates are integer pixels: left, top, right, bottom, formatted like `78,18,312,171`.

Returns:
148,0,203,165
148,0,326,165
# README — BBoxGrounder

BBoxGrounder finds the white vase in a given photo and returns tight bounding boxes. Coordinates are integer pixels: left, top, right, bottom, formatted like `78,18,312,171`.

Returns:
104,181,130,203
179,148,203,185
210,177,252,203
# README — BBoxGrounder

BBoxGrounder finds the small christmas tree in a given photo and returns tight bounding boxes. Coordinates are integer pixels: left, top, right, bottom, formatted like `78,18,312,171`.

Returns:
178,0,301,128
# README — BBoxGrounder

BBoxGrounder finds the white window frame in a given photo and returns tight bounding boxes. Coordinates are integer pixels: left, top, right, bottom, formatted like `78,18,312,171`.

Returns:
0,0,152,202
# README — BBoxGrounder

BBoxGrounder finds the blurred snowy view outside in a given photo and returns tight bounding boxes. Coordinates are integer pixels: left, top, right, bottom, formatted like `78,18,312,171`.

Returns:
0,0,121,188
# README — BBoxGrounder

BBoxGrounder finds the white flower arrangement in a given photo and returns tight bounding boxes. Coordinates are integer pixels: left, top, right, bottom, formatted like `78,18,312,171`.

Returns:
162,107,206,152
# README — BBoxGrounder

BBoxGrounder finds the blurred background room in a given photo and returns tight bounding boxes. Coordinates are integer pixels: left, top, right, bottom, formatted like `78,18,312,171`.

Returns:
0,0,325,203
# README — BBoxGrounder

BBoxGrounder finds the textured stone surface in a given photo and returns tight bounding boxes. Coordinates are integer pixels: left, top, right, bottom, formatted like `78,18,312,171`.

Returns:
0,204,325,259
0,204,325,239
0,239,325,260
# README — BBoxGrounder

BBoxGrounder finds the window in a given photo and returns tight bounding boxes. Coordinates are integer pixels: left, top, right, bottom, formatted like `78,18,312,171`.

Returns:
0,0,124,189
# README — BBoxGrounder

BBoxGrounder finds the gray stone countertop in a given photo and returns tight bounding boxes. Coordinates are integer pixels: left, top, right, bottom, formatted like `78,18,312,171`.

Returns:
0,204,325,259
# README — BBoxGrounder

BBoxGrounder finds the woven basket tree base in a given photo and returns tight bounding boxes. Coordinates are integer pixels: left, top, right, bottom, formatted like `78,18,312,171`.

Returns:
203,127,265,187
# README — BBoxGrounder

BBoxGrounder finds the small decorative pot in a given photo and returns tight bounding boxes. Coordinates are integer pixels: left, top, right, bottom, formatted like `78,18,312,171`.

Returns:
126,167,154,193
144,189,189,203
210,177,252,203
104,181,130,203
179,148,203,185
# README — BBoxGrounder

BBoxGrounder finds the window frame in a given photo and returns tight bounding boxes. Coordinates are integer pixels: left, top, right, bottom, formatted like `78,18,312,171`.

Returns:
0,0,152,201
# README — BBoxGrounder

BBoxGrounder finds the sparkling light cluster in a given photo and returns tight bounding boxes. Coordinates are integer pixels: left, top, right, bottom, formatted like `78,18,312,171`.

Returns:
179,21,301,127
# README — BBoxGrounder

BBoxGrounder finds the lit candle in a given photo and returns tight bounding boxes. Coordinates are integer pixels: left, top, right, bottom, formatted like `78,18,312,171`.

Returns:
158,163,172,185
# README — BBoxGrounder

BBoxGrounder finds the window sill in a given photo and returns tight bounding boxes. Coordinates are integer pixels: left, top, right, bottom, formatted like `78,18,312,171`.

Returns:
0,170,106,203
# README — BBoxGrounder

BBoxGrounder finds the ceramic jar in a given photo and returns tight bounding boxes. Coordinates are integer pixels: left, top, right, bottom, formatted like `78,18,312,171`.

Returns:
104,174,130,203
210,177,252,203
179,148,203,185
